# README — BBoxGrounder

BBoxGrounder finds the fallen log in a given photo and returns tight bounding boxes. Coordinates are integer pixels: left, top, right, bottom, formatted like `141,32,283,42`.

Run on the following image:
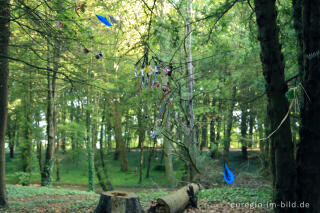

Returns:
147,183,200,213
95,191,144,213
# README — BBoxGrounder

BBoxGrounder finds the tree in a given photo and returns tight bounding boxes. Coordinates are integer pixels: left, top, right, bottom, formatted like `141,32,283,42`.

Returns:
223,85,236,162
41,42,58,186
254,0,297,211
296,0,320,211
0,0,10,207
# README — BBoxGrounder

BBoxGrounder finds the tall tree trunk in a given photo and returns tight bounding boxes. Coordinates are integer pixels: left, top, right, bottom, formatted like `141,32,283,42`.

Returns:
100,114,105,168
201,95,209,150
8,116,16,158
137,106,145,183
41,42,58,186
185,0,198,181
55,136,60,182
223,86,236,163
21,71,32,184
0,0,10,206
86,108,94,191
216,102,222,142
209,117,217,158
248,109,255,148
240,103,248,160
146,107,158,179
254,0,297,211
164,108,175,187
106,121,112,153
112,100,128,172
297,1,320,212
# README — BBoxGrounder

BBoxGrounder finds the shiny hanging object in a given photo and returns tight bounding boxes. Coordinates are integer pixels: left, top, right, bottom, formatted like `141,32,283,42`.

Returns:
134,65,138,77
146,65,152,74
162,66,170,74
96,15,112,27
223,163,234,184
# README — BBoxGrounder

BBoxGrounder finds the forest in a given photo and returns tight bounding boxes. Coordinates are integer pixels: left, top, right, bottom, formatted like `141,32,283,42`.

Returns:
0,0,319,212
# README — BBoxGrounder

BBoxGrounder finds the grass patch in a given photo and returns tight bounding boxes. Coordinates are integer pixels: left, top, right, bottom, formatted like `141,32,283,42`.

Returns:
199,187,272,204
6,150,185,187
7,185,96,199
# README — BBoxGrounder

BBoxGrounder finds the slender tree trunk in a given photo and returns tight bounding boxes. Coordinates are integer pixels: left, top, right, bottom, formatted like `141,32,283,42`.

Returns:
100,115,105,168
209,117,217,158
41,42,58,186
37,136,42,173
185,0,198,181
164,108,175,187
107,121,112,153
137,106,145,183
86,108,94,191
21,72,32,184
146,107,158,179
216,102,222,142
240,104,248,160
0,0,10,206
200,98,209,151
248,109,255,148
8,116,15,158
55,136,60,182
70,101,76,156
223,86,236,163
254,0,297,211
296,1,320,212
112,100,128,171
146,138,157,179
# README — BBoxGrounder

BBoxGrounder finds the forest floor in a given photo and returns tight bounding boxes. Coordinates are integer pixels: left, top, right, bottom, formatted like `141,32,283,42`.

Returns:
6,150,261,188
1,184,272,213
3,150,272,212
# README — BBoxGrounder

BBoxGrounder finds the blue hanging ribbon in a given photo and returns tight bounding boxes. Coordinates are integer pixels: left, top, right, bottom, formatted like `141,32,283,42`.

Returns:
223,163,234,184
96,15,112,27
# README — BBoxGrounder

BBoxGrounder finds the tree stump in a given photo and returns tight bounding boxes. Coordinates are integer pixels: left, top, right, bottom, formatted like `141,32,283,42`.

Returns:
95,191,144,213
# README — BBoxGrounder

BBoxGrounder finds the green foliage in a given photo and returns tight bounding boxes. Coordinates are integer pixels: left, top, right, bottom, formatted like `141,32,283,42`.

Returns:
13,172,31,186
139,189,169,207
285,88,295,100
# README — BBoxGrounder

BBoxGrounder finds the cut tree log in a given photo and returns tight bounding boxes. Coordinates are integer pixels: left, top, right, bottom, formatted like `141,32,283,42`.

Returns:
95,191,144,213
147,183,200,213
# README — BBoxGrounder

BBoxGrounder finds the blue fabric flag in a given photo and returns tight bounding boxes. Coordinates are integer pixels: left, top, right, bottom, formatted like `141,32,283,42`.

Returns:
223,163,234,184
96,15,112,27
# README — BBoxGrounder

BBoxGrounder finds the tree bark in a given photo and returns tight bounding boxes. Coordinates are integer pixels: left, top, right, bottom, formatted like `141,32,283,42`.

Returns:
112,100,128,172
296,1,320,212
240,103,248,160
184,0,198,181
0,0,10,206
164,108,175,187
254,0,297,211
21,68,32,183
95,191,144,213
248,108,255,148
41,42,58,186
147,184,199,213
